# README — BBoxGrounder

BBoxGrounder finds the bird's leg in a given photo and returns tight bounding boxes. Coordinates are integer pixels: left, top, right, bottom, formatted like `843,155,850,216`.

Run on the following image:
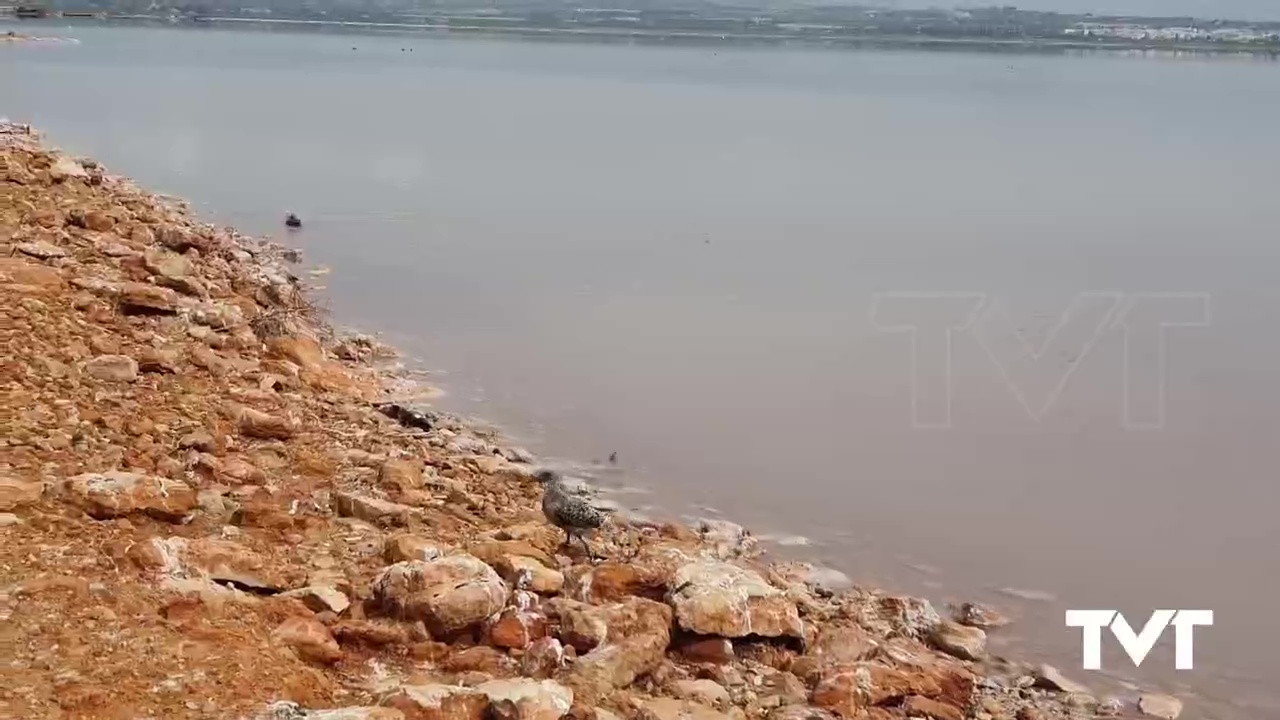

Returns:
560,528,572,551
577,533,598,562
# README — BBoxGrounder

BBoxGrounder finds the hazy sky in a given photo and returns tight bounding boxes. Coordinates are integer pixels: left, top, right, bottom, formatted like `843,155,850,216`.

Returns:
883,0,1280,21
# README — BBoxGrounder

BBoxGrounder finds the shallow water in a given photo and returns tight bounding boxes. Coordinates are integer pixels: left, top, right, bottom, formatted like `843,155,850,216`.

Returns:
5,22,1280,718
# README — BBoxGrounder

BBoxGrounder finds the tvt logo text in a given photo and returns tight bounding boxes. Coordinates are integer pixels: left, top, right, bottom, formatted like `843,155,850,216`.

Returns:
1066,610,1213,670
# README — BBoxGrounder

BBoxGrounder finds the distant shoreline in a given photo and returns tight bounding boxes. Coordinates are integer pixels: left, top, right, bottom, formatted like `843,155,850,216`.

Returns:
9,15,1280,57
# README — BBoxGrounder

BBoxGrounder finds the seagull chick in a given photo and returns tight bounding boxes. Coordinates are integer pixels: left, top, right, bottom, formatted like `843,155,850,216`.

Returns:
536,470,608,559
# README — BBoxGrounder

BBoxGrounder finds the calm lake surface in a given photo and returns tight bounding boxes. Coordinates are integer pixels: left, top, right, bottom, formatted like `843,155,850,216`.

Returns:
5,22,1279,718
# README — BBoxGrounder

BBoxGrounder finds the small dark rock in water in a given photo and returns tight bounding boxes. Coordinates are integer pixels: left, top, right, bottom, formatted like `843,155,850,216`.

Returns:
608,452,617,464
284,213,302,229
376,403,434,432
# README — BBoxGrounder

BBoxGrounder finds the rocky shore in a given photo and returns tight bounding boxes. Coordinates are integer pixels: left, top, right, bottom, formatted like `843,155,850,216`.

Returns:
1,124,1162,720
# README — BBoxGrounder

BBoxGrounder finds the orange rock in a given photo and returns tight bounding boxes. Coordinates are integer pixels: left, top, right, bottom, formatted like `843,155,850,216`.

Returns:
228,403,300,440
0,257,64,292
676,637,735,665
488,608,549,650
469,540,555,571
334,491,416,526
563,562,669,604
381,684,489,720
380,457,425,492
0,476,44,511
811,661,974,719
268,335,326,371
118,282,179,314
410,640,453,662
561,598,672,704
62,471,196,522
805,623,877,669
545,598,609,653
902,696,964,720
85,210,115,232
273,616,343,664
332,619,413,648
442,646,517,675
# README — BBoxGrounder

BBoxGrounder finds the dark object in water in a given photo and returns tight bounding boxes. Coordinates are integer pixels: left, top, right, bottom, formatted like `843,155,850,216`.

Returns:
377,403,434,432
284,213,302,228
608,452,617,464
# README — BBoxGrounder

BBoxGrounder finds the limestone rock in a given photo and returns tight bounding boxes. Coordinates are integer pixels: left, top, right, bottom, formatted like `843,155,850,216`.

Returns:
503,555,563,594
669,561,803,642
371,557,507,636
929,620,986,660
380,458,425,493
901,696,963,720
283,585,351,615
0,476,44,512
335,492,416,526
673,679,730,706
83,354,139,382
442,644,515,675
694,518,757,559
760,673,808,707
859,596,941,639
49,156,88,181
562,598,672,703
1137,694,1183,720
230,404,300,440
545,598,610,652
769,562,853,596
273,616,342,664
17,240,67,260
380,684,488,720
0,257,64,291
1032,665,1090,694
637,698,733,720
271,335,326,370
475,679,573,720
804,622,877,669
63,471,196,522
469,541,556,571
138,346,181,374
118,282,179,314
129,535,294,593
385,533,444,563
521,637,565,679
85,210,115,231
811,661,972,719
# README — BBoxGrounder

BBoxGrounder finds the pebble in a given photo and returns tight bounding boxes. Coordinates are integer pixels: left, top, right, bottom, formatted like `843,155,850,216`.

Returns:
1137,694,1183,719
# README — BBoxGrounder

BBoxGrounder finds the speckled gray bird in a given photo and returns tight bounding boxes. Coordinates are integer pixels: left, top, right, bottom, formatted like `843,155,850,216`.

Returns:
536,470,608,558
